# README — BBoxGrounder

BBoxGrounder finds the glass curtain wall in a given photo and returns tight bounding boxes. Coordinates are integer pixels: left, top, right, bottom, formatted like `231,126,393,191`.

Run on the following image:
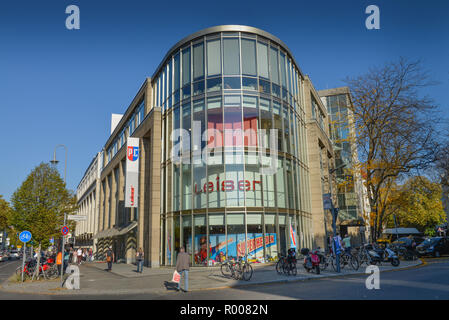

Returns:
158,30,311,266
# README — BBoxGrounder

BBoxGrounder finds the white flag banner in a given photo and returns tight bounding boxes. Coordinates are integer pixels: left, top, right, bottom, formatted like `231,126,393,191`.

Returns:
125,137,140,208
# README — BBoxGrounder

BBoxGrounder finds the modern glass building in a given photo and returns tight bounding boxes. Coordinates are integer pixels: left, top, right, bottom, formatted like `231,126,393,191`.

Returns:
153,25,312,266
319,87,369,237
87,26,317,267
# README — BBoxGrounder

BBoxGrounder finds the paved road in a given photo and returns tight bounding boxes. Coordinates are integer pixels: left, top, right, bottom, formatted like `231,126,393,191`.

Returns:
1,258,448,300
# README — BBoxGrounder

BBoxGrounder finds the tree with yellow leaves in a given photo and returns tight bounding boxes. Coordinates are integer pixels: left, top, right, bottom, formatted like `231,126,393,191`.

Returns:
345,58,441,240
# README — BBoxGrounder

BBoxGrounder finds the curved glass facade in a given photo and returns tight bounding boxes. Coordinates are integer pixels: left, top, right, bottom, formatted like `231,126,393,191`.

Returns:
154,28,312,266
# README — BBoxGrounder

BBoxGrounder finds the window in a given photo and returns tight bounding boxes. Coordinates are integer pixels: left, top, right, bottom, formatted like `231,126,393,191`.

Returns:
209,214,226,262
174,52,180,91
269,46,279,84
257,42,269,79
223,38,240,75
241,39,256,76
207,39,221,76
193,42,204,81
182,47,191,86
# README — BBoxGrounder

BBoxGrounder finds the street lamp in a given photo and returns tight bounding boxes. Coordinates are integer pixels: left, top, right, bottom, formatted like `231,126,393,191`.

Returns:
50,144,68,286
328,161,347,273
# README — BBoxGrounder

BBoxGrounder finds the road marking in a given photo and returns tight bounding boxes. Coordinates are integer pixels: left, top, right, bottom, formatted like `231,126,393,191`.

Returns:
0,261,17,270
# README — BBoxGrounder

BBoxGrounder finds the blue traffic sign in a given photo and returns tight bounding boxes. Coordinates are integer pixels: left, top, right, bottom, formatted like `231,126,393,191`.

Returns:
19,231,32,243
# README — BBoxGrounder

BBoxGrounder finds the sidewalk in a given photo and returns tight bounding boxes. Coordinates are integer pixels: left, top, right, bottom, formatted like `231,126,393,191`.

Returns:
0,259,422,296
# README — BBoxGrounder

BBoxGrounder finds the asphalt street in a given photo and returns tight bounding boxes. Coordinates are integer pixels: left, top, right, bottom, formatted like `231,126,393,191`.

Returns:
0,258,448,300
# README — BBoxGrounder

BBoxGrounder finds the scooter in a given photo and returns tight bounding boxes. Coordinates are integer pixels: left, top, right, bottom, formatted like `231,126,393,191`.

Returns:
366,244,400,267
301,248,320,274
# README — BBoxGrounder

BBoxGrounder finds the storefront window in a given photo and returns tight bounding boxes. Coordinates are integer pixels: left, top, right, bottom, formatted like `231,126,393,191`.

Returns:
226,213,245,258
174,214,180,265
278,214,287,256
193,215,207,266
246,213,263,260
264,213,277,259
182,215,192,255
208,214,226,263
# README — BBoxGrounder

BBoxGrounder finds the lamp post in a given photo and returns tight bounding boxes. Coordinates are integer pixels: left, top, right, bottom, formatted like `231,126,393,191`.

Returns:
328,162,347,273
50,144,68,287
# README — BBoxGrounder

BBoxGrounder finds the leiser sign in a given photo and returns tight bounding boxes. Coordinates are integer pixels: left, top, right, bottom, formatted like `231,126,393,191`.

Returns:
125,137,139,208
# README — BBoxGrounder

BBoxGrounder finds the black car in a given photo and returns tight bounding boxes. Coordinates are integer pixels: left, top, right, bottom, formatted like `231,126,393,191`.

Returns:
416,237,449,257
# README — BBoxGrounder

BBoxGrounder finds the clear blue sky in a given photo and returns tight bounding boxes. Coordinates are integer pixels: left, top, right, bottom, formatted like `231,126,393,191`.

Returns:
1,0,448,202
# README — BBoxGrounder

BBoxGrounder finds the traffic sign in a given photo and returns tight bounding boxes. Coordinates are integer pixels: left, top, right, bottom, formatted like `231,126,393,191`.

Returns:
19,231,32,243
61,226,69,236
67,215,87,221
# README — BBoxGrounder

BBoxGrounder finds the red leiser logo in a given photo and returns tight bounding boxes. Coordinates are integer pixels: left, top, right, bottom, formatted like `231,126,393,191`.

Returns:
130,186,135,206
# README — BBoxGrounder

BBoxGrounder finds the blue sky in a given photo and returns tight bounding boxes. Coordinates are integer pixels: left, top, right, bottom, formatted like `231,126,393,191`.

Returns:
0,0,448,202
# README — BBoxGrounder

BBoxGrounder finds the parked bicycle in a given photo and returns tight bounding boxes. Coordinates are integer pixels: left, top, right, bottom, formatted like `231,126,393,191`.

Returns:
221,256,253,281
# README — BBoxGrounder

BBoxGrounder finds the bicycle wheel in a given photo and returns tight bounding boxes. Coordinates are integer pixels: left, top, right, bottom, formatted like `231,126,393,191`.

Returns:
275,260,283,275
350,256,359,270
339,255,346,270
221,263,232,278
47,265,59,279
290,262,297,276
242,264,253,281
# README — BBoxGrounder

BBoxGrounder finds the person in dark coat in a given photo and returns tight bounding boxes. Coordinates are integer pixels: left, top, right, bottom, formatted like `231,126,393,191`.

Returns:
175,247,190,292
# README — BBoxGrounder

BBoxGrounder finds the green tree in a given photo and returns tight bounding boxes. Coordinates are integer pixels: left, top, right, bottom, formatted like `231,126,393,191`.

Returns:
10,163,77,278
0,195,11,230
386,176,446,233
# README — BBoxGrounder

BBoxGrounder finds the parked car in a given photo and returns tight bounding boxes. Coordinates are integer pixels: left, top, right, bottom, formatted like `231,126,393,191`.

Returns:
9,250,20,259
416,237,449,257
0,251,9,262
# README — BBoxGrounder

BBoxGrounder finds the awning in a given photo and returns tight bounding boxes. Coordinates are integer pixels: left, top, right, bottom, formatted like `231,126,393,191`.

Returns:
116,221,138,236
92,221,138,239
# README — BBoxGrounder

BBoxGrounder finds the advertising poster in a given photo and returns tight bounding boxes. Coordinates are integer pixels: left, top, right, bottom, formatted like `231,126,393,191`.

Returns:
191,233,277,264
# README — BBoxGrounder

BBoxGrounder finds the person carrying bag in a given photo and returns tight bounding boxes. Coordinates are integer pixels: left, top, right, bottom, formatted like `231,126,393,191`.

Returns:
175,246,190,292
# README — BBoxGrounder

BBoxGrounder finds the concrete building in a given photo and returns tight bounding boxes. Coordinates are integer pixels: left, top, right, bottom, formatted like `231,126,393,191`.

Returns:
303,76,335,249
75,152,102,250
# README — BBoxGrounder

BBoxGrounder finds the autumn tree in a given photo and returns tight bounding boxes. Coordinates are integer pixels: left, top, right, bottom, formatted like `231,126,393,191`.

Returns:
386,176,445,235
10,163,77,278
345,57,441,240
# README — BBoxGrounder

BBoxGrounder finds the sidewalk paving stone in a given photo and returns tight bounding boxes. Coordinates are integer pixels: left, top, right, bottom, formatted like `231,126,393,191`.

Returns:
0,259,422,296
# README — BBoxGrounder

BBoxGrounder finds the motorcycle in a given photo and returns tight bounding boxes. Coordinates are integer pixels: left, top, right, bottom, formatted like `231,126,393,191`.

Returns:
366,244,400,267
301,248,320,274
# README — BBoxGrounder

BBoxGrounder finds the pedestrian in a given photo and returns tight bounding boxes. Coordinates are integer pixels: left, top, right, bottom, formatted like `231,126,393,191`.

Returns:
77,247,82,265
71,248,77,264
136,247,144,273
106,247,114,271
175,246,190,292
63,249,70,274
82,249,86,262
342,234,352,255
88,248,93,262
